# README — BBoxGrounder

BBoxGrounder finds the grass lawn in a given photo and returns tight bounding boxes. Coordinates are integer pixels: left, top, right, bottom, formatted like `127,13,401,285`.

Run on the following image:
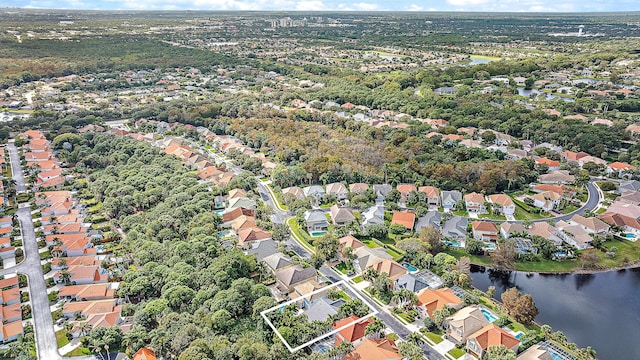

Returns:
446,247,579,272
319,203,333,209
448,347,466,359
598,238,640,268
452,210,467,217
386,247,403,261
56,329,70,348
514,206,546,221
335,262,350,274
559,204,579,214
425,332,444,344
362,239,381,248
40,251,51,260
353,276,363,283
479,213,506,221
470,54,502,61
286,218,315,252
64,347,91,357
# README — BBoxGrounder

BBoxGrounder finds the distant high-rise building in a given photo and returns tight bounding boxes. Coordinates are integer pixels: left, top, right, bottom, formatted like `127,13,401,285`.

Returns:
578,25,584,36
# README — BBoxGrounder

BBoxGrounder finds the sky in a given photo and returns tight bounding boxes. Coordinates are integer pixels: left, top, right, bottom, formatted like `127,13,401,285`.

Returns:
5,0,640,12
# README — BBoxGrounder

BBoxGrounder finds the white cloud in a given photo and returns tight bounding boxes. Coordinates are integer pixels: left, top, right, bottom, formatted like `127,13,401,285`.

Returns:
406,4,424,11
446,0,492,6
294,0,327,10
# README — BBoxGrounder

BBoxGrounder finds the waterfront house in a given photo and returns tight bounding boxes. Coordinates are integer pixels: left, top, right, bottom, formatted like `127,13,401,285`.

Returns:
466,324,520,359
416,288,463,319
471,221,499,241
444,305,491,345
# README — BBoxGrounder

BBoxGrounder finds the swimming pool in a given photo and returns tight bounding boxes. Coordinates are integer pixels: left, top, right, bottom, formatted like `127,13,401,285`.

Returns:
549,350,564,360
625,233,636,240
481,309,498,323
218,230,234,238
214,209,225,216
514,331,524,339
445,240,460,247
310,231,327,237
483,243,496,250
402,263,418,273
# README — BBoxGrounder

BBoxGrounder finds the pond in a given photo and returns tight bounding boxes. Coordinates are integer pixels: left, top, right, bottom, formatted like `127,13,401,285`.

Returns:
470,265,640,360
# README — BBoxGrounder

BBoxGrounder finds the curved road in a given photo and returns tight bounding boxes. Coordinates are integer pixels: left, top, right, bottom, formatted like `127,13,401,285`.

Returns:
5,141,96,360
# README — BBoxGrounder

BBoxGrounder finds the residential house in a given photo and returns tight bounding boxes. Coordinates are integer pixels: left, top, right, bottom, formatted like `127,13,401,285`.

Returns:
338,235,366,259
416,288,463,319
290,280,324,308
344,338,402,360
304,210,329,233
561,151,589,163
0,319,23,343
352,247,392,276
444,305,491,345
538,170,575,184
419,186,441,208
368,259,408,281
616,191,640,206
303,185,325,203
54,265,108,285
464,192,487,214
535,157,561,171
132,348,157,360
619,180,640,194
577,156,606,169
349,183,369,194
532,191,562,211
57,284,117,302
415,211,442,232
263,252,292,273
569,214,610,235
599,212,640,237
396,184,417,205
487,194,515,216
471,221,499,241
329,205,356,226
221,207,254,224
372,184,392,201
303,297,345,322
227,197,256,211
362,205,385,228
527,222,563,246
275,265,317,295
227,188,247,200
517,344,554,360
500,222,527,239
391,210,416,232
332,315,375,346
555,220,593,250
281,186,305,201
237,228,272,249
393,273,430,293
607,201,640,219
326,183,348,201
245,239,278,260
443,216,468,240
466,324,520,359
442,190,463,211
607,162,636,177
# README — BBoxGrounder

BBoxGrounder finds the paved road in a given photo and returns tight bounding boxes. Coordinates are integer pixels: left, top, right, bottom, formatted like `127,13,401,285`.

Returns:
8,141,26,192
4,143,96,360
257,177,444,360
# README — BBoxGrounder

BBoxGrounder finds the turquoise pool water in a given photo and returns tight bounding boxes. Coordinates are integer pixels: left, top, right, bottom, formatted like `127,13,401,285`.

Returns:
310,231,327,237
218,230,234,237
549,350,564,360
445,240,460,247
483,243,496,250
402,263,418,272
481,309,498,322
626,233,636,239
514,331,524,339
214,209,225,215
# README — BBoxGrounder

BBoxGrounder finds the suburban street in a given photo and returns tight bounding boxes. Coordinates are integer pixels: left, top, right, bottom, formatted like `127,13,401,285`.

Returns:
4,142,96,360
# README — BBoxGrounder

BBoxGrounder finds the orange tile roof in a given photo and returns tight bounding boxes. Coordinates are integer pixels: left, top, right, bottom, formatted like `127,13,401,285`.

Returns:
133,347,157,360
472,221,498,232
417,288,462,317
396,184,417,194
609,162,636,171
339,235,365,251
535,157,560,167
391,210,415,230
0,277,18,290
1,320,23,340
418,186,440,198
344,338,402,360
465,192,485,204
368,259,408,281
333,315,374,344
468,324,520,352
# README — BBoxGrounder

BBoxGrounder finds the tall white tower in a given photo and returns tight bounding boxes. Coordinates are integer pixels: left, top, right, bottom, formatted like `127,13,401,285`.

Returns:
578,25,584,36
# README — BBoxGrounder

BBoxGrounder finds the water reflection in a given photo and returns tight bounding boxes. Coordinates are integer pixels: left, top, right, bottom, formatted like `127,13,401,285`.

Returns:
471,267,640,360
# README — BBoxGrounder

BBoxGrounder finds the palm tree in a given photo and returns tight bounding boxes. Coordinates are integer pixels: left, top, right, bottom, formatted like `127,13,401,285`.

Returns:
365,318,386,339
408,332,423,345
78,321,92,336
89,340,106,360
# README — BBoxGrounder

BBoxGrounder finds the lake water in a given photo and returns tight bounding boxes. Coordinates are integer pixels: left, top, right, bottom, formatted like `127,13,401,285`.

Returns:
471,265,640,360
465,56,494,66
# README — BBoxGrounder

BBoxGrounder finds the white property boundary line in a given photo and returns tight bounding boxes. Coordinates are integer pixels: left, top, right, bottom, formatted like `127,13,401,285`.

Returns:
261,280,379,353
